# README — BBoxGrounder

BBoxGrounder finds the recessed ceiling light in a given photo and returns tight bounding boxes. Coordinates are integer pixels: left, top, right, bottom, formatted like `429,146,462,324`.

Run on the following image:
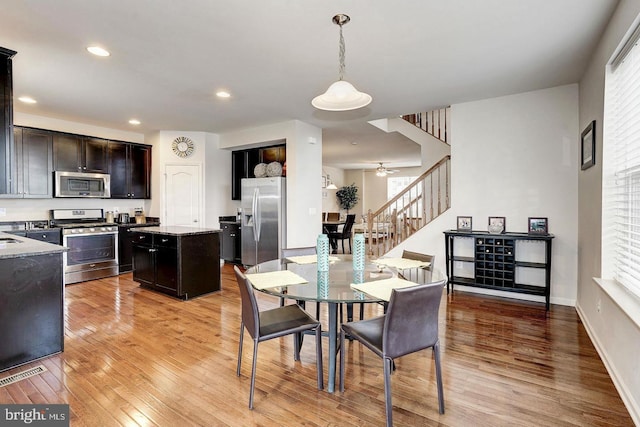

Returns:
351,141,358,145
128,119,141,125
87,46,110,57
18,96,37,104
216,91,231,98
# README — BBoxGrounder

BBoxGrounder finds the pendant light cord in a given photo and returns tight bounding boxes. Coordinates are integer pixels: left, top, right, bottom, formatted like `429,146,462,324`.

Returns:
338,24,345,81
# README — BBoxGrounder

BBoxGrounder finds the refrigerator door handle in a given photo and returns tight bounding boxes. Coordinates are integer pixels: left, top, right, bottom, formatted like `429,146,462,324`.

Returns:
253,187,261,242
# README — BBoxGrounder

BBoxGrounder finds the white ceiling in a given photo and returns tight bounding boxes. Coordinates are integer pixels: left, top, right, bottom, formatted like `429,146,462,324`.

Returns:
1,0,618,169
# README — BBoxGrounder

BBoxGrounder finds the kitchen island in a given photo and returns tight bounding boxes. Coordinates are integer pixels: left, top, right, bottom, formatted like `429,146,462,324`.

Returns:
131,226,221,299
0,232,67,372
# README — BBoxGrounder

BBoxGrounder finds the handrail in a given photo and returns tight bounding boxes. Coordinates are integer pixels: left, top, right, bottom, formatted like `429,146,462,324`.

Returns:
362,155,451,257
402,107,450,144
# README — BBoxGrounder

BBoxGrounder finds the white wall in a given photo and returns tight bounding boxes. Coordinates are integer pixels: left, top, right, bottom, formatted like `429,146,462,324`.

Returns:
577,0,640,423
321,165,343,214
390,84,579,308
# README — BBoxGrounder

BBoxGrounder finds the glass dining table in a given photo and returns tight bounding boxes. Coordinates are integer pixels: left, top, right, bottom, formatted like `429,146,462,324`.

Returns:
245,254,445,393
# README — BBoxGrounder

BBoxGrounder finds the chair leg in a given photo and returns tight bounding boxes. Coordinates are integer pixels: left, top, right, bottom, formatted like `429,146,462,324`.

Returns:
237,323,244,376
383,357,394,427
280,297,285,307
433,341,445,414
316,326,324,390
315,302,321,320
294,332,300,361
249,340,259,409
359,302,365,320
339,329,345,392
341,239,345,254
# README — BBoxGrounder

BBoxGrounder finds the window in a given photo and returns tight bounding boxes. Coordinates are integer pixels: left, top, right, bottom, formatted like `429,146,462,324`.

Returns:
603,25,640,299
387,176,417,199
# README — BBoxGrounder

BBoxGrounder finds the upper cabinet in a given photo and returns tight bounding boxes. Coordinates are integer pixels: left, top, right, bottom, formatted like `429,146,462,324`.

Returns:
231,143,285,200
108,142,151,199
13,127,53,198
0,47,17,195
53,133,108,173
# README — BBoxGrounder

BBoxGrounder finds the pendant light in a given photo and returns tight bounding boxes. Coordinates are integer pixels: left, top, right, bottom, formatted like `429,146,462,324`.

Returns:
312,14,372,111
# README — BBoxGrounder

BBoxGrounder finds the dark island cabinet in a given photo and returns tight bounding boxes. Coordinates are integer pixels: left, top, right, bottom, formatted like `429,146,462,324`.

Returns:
132,228,220,299
444,230,554,310
53,133,108,173
109,142,151,199
118,223,157,273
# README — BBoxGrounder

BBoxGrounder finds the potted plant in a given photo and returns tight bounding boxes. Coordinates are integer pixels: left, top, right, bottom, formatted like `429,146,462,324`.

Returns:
336,183,359,213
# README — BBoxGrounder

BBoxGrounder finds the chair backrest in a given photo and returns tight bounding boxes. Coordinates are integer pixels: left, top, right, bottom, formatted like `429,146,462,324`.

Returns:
382,280,445,359
326,212,340,222
402,250,434,271
234,266,261,339
281,246,316,258
341,214,356,236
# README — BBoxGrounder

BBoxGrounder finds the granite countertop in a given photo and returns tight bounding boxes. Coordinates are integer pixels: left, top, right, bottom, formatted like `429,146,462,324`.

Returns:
131,225,221,236
0,232,68,260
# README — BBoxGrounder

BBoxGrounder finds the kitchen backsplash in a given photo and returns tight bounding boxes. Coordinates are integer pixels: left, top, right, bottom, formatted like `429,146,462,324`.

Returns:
0,198,152,221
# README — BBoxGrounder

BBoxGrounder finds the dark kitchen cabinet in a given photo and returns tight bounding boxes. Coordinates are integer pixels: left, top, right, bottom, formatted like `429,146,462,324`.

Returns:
118,223,159,273
231,143,285,200
53,133,108,173
221,221,241,263
0,47,16,195
5,127,53,198
132,229,220,299
27,228,61,245
109,141,151,199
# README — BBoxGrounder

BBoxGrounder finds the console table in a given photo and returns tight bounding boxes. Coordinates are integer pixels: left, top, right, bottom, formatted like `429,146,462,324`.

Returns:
444,230,554,310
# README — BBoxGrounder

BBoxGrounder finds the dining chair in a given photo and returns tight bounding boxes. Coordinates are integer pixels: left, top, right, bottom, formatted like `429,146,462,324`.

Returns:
281,246,320,318
234,266,323,409
401,250,434,283
327,214,356,254
339,280,446,426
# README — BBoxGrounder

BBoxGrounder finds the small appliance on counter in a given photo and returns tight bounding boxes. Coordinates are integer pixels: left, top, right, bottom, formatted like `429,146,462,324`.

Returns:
105,211,115,223
117,213,130,224
134,209,146,224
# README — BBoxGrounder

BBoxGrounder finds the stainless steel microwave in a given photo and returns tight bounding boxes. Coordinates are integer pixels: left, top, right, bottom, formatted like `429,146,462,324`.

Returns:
54,171,111,198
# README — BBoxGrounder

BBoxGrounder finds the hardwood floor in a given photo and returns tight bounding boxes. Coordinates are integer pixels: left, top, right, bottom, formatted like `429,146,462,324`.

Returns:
0,264,633,426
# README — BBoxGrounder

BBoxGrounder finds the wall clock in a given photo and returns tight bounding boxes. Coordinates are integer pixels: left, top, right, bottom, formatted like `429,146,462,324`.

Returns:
172,136,195,158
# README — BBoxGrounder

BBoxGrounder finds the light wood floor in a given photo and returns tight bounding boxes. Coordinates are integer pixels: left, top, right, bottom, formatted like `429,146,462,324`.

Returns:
0,264,633,426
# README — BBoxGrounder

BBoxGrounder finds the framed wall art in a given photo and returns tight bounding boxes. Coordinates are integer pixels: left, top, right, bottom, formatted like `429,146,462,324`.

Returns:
457,216,472,231
581,120,596,170
528,217,548,235
488,216,506,234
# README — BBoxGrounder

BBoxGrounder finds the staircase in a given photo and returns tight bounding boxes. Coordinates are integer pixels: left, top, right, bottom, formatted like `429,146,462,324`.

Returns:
364,154,451,257
401,106,450,144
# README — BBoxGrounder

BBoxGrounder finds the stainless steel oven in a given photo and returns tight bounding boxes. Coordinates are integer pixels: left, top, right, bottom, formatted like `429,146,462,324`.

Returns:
51,209,119,284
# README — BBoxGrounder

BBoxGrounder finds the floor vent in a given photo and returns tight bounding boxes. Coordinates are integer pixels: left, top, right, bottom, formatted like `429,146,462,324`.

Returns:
0,365,48,387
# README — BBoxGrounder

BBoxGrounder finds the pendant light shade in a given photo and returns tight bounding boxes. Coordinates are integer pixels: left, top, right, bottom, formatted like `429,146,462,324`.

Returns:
312,14,372,112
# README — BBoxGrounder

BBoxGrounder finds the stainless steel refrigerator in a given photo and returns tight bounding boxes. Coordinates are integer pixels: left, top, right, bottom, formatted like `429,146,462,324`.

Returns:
241,177,286,266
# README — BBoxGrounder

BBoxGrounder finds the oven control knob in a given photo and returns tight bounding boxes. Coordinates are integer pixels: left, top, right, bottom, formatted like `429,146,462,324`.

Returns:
89,228,95,232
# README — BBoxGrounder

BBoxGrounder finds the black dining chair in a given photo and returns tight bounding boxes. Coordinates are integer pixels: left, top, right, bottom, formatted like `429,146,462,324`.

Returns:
339,280,446,426
328,214,356,254
234,266,324,409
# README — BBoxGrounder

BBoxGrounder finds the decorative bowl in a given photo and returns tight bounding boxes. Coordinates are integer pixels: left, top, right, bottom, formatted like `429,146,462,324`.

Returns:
488,224,504,234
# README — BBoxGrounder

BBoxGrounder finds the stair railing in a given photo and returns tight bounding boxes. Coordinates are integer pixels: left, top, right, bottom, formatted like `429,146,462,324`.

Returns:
402,107,450,144
363,155,451,257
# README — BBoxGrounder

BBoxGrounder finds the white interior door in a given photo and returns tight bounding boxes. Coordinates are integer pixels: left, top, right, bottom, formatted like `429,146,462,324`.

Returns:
164,164,202,226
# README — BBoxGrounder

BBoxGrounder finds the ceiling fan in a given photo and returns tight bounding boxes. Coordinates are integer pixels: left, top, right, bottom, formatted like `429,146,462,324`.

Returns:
375,162,399,177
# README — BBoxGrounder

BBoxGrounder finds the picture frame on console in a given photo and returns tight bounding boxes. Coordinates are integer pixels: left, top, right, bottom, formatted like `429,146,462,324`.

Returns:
581,120,596,170
528,217,548,235
457,216,472,231
488,216,506,234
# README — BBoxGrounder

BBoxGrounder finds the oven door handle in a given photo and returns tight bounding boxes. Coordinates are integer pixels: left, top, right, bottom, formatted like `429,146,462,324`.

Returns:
63,231,119,237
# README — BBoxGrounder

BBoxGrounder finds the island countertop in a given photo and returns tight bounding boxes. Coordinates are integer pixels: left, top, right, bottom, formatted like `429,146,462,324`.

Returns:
0,232,68,259
130,225,221,236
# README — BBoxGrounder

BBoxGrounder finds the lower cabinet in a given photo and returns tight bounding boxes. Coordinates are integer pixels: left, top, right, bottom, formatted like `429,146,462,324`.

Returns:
220,221,241,263
132,230,220,299
118,223,159,273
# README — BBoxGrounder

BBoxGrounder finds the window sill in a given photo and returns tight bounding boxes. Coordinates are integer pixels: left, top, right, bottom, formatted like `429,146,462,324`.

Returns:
593,278,640,329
